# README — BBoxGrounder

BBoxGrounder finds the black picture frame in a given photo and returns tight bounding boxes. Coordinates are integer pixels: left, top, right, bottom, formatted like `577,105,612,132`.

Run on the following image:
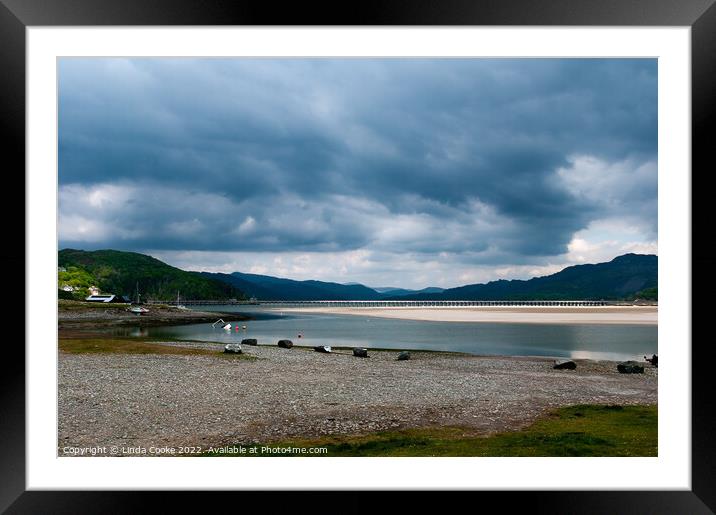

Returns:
3,0,713,512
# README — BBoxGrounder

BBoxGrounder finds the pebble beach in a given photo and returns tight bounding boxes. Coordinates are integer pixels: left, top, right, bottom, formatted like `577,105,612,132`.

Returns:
58,340,657,456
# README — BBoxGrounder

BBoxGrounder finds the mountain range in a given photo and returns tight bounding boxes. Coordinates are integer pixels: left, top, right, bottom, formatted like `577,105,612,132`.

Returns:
58,249,657,302
199,272,449,301
390,253,657,301
201,253,656,301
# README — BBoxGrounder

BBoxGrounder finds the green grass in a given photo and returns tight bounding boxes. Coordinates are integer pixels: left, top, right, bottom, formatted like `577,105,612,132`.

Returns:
205,404,657,457
58,299,132,311
59,336,256,360
58,248,245,301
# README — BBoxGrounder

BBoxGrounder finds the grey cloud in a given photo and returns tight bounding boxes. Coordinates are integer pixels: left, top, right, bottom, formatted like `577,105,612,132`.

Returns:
59,58,657,264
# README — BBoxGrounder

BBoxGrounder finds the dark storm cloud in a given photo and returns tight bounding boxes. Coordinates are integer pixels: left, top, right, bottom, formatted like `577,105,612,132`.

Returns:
58,58,657,261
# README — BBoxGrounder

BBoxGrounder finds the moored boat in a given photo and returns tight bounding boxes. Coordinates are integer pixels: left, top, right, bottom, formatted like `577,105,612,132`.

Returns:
128,281,149,315
176,291,187,310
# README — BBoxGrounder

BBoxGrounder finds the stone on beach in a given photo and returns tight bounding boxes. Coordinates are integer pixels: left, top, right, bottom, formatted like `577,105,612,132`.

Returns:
397,351,411,361
314,345,332,353
278,339,294,349
223,343,242,354
617,361,644,374
58,346,658,455
553,359,577,370
353,348,369,358
241,339,258,346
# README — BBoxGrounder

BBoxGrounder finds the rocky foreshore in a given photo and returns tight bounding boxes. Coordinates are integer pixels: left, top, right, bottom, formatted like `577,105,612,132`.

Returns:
58,300,249,329
58,341,657,456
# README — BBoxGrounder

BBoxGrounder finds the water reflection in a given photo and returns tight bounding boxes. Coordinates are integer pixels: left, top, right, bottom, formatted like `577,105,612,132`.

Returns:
113,307,657,361
128,327,149,338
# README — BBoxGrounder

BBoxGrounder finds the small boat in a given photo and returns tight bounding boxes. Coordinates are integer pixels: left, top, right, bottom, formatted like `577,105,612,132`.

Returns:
176,291,187,310
128,282,149,314
212,318,231,330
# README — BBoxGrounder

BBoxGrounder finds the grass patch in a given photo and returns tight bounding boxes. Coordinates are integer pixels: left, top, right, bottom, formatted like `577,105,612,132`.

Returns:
206,404,656,457
59,337,256,359
58,299,131,312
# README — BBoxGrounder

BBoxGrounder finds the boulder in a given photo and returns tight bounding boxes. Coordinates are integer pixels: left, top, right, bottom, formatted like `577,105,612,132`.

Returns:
553,359,577,370
314,345,332,353
353,348,369,358
397,351,411,361
223,343,242,354
617,361,645,374
241,338,258,346
277,339,293,349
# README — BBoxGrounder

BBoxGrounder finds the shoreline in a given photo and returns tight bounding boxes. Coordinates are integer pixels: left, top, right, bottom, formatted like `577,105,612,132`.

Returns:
272,305,658,325
58,330,651,363
58,300,657,327
56,301,658,456
58,339,657,456
58,299,250,329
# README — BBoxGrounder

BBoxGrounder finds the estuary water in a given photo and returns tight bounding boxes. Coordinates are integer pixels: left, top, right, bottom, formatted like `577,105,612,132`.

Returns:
118,305,658,361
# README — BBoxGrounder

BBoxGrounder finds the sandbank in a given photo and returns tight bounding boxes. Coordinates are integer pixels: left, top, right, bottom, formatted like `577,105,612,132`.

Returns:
273,306,658,325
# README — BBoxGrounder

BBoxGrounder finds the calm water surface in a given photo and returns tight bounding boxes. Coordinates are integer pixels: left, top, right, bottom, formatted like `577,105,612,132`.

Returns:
117,305,657,361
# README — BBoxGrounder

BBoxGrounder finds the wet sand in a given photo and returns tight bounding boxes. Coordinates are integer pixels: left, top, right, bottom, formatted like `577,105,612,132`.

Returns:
274,306,657,325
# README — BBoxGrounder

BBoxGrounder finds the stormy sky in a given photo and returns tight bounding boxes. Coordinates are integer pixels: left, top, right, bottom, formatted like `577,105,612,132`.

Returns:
58,58,657,288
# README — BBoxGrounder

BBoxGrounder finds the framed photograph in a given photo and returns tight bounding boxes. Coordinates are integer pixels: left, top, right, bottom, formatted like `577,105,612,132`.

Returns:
5,0,714,511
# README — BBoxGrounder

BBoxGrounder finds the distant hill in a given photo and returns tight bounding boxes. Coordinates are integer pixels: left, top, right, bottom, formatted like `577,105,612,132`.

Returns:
629,286,658,301
58,249,245,301
204,254,656,301
59,250,657,302
200,271,384,301
202,272,450,300
390,254,657,301
372,286,404,293
374,287,445,297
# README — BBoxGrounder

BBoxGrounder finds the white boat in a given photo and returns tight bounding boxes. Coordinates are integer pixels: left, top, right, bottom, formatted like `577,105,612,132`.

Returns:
128,282,149,315
176,291,187,310
212,318,231,330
